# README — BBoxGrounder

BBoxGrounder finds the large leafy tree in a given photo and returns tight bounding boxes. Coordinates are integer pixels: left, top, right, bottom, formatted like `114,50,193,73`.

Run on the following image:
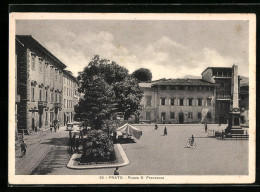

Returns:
76,55,143,129
132,68,152,82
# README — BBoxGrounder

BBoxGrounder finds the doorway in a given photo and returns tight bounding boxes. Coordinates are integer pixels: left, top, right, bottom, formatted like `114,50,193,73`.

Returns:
161,112,166,123
32,118,35,131
179,113,184,124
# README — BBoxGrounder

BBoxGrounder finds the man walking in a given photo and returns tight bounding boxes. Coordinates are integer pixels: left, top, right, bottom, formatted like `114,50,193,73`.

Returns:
164,127,167,136
204,122,207,133
114,167,120,175
154,123,158,130
20,140,27,157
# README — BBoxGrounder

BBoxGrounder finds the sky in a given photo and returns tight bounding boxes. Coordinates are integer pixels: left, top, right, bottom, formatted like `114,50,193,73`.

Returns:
16,20,249,80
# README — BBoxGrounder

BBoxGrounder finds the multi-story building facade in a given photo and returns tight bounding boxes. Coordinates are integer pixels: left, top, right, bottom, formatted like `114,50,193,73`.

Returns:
62,70,79,126
139,79,216,124
138,65,247,124
16,35,65,132
201,67,233,124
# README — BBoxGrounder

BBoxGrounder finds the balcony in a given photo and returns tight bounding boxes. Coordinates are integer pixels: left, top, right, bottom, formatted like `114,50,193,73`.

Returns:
54,102,62,108
216,95,231,100
38,101,47,108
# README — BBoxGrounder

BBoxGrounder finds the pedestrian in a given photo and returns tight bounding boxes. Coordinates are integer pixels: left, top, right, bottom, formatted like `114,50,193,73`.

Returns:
190,135,195,145
221,130,224,140
114,167,120,175
155,123,158,130
204,122,207,133
20,140,27,157
164,127,167,136
35,123,38,133
54,123,57,132
50,124,53,132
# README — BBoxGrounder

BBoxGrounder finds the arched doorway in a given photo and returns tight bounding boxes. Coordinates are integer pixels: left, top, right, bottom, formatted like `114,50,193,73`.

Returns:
179,113,184,124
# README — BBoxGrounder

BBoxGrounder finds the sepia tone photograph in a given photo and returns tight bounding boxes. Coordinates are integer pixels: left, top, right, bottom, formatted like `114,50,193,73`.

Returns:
9,13,256,184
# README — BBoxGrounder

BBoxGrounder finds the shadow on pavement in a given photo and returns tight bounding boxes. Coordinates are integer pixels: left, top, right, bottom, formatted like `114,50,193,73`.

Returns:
40,137,70,146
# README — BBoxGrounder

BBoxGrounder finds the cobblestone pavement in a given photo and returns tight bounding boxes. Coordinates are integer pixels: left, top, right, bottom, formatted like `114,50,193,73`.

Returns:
15,126,70,175
31,124,248,175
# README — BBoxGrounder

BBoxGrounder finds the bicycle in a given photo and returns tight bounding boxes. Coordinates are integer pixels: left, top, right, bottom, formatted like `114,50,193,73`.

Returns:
186,138,196,149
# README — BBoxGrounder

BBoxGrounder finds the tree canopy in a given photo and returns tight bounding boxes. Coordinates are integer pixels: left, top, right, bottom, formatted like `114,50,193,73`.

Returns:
132,68,152,82
76,55,143,129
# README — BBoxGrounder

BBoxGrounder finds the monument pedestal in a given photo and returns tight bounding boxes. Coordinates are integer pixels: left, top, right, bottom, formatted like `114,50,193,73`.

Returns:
227,108,248,139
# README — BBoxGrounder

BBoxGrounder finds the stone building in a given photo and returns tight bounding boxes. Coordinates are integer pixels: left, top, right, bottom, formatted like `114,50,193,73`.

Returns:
201,67,233,124
138,65,247,124
139,79,216,124
16,35,65,132
62,70,79,126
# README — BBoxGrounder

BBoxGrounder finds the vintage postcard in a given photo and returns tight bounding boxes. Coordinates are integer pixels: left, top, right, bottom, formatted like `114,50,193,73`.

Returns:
9,13,256,185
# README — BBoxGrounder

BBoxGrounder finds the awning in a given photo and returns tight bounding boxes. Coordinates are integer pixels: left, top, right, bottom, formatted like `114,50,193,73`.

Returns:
116,123,142,140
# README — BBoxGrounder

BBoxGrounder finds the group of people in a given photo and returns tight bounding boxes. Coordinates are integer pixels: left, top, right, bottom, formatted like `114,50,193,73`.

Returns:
50,119,60,132
154,124,168,136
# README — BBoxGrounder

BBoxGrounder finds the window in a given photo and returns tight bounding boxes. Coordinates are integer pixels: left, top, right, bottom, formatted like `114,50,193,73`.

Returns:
146,96,152,106
50,68,53,78
146,111,151,120
180,98,184,106
51,92,54,102
170,98,175,106
170,112,175,119
170,85,175,90
207,112,212,120
45,91,48,102
161,85,166,90
59,94,61,103
39,89,42,101
64,99,66,108
55,93,57,103
55,71,58,80
198,112,202,119
188,86,194,90
39,58,43,73
179,86,185,90
31,87,35,101
188,112,193,119
188,98,193,106
198,86,203,91
161,98,166,105
31,54,36,70
67,100,69,108
206,98,211,106
198,98,203,106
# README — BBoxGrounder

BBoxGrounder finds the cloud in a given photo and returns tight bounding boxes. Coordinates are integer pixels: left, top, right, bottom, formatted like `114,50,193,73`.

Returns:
43,31,248,80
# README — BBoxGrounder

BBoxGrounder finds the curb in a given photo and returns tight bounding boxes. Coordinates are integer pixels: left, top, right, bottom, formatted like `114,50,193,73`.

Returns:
67,144,129,169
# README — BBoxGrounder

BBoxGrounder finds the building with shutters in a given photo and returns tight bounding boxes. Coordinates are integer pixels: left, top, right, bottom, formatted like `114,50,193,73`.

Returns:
138,65,247,124
62,70,79,126
15,35,70,132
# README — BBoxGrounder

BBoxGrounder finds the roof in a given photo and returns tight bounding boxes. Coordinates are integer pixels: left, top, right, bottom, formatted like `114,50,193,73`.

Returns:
151,78,215,86
201,67,232,75
16,35,67,69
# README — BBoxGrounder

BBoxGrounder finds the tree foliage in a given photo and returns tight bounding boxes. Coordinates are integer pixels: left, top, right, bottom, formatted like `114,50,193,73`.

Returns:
76,55,143,129
132,68,152,82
